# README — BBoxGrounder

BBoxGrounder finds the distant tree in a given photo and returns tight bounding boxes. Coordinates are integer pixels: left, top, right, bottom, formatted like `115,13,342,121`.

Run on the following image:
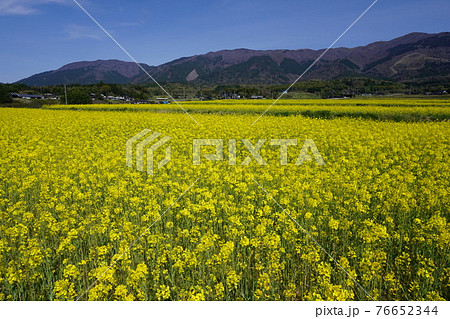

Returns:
0,84,13,104
66,87,91,104
100,84,112,95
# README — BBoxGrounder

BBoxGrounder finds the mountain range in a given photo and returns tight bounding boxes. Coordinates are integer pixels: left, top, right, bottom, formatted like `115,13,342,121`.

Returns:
17,32,450,86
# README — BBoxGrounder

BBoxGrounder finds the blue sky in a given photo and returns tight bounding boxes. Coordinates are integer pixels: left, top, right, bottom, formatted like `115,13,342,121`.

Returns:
0,0,449,83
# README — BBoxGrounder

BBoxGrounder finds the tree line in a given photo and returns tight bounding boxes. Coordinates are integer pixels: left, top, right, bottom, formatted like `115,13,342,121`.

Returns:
1,78,448,105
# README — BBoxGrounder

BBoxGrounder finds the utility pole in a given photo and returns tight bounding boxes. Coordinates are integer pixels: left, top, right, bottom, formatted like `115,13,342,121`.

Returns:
64,84,68,105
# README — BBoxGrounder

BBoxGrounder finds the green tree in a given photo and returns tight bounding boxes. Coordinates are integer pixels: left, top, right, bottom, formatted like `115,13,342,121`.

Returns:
0,84,13,104
66,87,91,104
100,84,112,95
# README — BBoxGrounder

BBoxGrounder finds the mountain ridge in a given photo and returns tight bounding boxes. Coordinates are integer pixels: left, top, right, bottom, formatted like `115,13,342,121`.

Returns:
17,32,450,86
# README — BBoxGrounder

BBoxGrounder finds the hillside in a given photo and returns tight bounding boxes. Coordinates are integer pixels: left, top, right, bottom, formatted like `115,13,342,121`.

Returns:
17,32,450,86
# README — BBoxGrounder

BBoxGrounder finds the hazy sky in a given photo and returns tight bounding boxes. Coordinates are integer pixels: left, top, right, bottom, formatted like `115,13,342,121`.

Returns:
0,0,449,83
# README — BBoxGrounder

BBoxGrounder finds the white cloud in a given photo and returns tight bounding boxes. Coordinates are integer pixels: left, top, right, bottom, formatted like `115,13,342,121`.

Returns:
0,0,69,16
64,24,105,40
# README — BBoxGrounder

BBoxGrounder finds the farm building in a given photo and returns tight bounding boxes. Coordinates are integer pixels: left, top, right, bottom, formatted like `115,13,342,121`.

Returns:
11,93,44,99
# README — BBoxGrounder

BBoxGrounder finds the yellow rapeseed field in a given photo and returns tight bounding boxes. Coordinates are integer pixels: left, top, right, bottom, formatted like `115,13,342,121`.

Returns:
0,100,448,301
45,99,450,122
